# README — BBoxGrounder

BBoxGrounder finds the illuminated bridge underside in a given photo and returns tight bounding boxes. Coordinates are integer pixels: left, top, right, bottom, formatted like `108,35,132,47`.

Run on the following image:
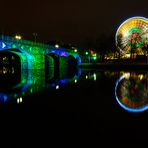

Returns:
0,36,81,70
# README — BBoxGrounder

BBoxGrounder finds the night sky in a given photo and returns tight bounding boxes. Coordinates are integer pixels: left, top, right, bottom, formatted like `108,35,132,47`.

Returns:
0,0,147,45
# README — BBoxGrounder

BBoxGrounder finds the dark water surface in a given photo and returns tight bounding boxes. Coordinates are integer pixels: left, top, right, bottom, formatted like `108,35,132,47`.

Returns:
0,67,147,146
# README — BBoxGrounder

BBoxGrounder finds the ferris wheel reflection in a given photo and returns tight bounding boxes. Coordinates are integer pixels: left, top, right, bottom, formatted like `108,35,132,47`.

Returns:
115,72,148,113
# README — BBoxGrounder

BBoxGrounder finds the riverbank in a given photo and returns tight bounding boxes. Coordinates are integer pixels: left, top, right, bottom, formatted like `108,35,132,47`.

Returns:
78,62,148,71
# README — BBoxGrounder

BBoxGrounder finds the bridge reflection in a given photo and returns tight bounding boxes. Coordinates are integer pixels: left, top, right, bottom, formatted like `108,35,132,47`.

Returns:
0,65,81,103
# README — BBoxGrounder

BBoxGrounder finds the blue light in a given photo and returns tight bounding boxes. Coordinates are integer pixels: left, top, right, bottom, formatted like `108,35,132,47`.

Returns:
0,94,8,102
0,41,7,51
115,74,148,113
51,78,69,87
50,47,69,57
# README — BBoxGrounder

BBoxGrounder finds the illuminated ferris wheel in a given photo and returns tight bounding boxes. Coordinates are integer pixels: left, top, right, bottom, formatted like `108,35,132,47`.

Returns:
115,16,148,55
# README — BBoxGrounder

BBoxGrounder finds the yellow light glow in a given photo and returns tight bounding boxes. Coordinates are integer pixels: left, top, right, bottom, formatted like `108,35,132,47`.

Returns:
20,97,23,103
124,73,130,79
17,98,20,104
139,75,143,80
15,35,22,40
17,97,23,104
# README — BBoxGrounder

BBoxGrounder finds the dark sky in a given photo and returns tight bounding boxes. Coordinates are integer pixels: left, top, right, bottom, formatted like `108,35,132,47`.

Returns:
0,0,147,45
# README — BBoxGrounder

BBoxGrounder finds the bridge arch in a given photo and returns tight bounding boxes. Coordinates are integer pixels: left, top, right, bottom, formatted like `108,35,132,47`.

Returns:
0,48,35,70
45,53,60,82
67,55,78,68
45,52,59,68
0,49,21,73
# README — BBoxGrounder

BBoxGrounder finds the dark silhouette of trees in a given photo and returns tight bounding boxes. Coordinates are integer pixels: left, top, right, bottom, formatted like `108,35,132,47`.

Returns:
94,33,117,62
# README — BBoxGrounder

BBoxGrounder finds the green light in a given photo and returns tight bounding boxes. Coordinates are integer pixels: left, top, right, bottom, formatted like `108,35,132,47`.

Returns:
0,35,81,70
93,57,96,60
129,27,141,34
12,44,17,48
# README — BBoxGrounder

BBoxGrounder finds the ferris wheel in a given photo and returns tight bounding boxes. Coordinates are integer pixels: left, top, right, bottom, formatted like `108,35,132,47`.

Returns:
115,16,148,55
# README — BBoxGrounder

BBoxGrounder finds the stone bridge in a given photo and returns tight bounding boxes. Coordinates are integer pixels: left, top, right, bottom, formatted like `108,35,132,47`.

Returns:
0,35,81,71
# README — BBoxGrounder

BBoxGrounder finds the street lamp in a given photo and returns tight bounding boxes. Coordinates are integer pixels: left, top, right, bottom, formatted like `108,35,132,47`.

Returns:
85,51,90,63
55,44,59,48
33,33,37,42
15,35,22,40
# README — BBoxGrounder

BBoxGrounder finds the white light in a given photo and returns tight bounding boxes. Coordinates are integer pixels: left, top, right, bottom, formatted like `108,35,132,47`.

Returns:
93,73,96,77
20,97,23,103
74,49,77,52
17,98,20,104
125,54,131,58
56,85,59,89
2,42,6,48
93,73,97,81
15,35,22,40
17,97,23,104
55,44,59,48
74,79,77,83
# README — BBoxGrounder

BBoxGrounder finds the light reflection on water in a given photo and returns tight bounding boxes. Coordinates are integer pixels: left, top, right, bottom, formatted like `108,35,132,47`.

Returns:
0,66,81,103
0,67,45,103
115,71,148,113
0,66,148,113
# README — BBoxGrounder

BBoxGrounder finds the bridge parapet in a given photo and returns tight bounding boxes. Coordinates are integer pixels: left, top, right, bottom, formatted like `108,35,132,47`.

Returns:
0,35,50,48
